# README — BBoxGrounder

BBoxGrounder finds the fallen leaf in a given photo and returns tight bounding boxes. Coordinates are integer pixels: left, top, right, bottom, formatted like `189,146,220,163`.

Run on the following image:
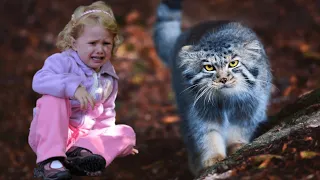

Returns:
282,143,288,152
126,10,140,24
291,148,297,153
131,74,144,85
304,137,313,141
250,154,284,164
283,86,292,97
303,51,320,60
162,115,180,124
268,175,282,180
300,151,320,159
299,43,310,52
289,75,298,84
258,158,271,169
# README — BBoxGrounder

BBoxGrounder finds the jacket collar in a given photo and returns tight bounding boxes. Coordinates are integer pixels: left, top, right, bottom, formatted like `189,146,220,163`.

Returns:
67,49,119,79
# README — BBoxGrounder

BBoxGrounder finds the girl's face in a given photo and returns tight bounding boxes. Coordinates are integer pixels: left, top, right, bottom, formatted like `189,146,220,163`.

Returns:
73,25,114,72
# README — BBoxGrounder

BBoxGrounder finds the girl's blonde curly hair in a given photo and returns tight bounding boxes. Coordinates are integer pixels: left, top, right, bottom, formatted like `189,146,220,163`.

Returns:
56,1,122,55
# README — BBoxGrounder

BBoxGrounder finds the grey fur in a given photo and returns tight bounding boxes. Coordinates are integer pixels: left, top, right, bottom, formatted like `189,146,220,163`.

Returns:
153,2,272,175
153,3,182,66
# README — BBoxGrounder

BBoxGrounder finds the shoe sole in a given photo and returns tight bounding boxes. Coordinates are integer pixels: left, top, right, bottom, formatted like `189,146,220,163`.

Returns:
66,154,106,176
34,169,72,180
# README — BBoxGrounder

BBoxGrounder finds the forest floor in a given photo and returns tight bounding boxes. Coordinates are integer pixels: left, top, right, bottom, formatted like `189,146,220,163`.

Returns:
0,0,319,179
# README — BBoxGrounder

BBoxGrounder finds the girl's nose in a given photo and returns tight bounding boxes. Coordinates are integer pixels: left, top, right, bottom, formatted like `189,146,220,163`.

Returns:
96,45,104,53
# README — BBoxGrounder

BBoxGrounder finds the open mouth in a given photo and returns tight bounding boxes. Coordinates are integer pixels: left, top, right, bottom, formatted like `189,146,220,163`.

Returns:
91,56,104,61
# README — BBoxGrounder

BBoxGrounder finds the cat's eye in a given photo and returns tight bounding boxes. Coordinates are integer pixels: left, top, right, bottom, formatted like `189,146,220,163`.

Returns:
204,65,215,71
229,60,239,68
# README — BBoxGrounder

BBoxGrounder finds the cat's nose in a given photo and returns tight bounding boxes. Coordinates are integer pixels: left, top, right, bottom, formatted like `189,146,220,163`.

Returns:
219,78,228,84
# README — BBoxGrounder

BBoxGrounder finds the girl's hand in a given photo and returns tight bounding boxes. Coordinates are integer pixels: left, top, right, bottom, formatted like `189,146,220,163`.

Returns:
131,148,139,155
74,85,95,110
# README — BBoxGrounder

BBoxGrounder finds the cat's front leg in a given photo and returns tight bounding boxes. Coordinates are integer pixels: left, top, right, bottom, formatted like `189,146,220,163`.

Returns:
199,130,226,172
226,125,250,155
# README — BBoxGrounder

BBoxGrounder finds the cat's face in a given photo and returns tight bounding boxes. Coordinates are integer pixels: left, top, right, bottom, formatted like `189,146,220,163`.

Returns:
179,38,264,96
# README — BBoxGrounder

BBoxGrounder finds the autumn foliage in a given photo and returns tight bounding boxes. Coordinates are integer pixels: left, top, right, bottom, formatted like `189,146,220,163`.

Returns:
0,0,319,179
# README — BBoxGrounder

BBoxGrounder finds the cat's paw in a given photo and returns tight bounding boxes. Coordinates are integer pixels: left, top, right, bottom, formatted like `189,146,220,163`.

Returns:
203,154,225,168
227,143,246,155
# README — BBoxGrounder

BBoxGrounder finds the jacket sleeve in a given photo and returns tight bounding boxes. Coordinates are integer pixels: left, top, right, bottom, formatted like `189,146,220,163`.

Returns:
32,53,82,98
93,78,118,129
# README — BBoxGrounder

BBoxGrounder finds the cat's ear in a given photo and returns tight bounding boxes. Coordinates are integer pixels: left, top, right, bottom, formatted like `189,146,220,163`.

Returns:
181,45,193,51
244,40,261,50
179,45,194,67
244,40,262,57
179,45,193,57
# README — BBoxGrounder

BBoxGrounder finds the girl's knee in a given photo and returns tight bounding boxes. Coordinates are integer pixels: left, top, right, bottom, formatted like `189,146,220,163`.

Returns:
38,95,68,104
116,125,136,138
117,126,136,156
37,95,71,115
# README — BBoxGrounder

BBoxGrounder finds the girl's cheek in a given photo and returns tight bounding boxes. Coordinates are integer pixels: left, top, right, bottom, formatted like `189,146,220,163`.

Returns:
106,47,112,54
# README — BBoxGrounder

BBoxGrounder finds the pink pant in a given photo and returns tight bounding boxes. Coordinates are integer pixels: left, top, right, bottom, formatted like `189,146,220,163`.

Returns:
28,95,136,166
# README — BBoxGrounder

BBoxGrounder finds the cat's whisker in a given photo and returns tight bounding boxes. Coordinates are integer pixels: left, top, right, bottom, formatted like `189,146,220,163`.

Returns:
180,82,207,95
194,85,208,101
204,87,213,104
199,87,211,105
207,87,214,104
193,86,211,107
208,86,216,104
204,90,209,103
193,88,206,106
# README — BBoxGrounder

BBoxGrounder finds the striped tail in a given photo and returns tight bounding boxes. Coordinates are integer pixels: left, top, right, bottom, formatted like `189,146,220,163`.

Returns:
153,0,182,67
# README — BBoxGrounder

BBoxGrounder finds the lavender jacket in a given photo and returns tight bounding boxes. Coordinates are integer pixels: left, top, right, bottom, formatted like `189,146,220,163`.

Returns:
32,49,119,129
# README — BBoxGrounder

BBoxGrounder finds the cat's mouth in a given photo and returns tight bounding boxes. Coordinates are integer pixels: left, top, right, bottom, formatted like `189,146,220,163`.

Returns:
212,79,236,89
220,84,233,89
218,83,236,90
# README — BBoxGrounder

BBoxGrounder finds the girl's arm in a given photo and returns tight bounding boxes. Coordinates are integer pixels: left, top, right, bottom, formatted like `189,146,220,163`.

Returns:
93,78,118,129
32,53,82,98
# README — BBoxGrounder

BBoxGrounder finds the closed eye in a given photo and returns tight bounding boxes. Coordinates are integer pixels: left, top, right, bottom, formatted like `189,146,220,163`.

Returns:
103,42,112,45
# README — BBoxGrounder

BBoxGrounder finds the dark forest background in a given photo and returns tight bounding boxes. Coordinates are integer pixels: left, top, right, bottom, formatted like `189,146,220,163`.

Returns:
0,0,319,179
